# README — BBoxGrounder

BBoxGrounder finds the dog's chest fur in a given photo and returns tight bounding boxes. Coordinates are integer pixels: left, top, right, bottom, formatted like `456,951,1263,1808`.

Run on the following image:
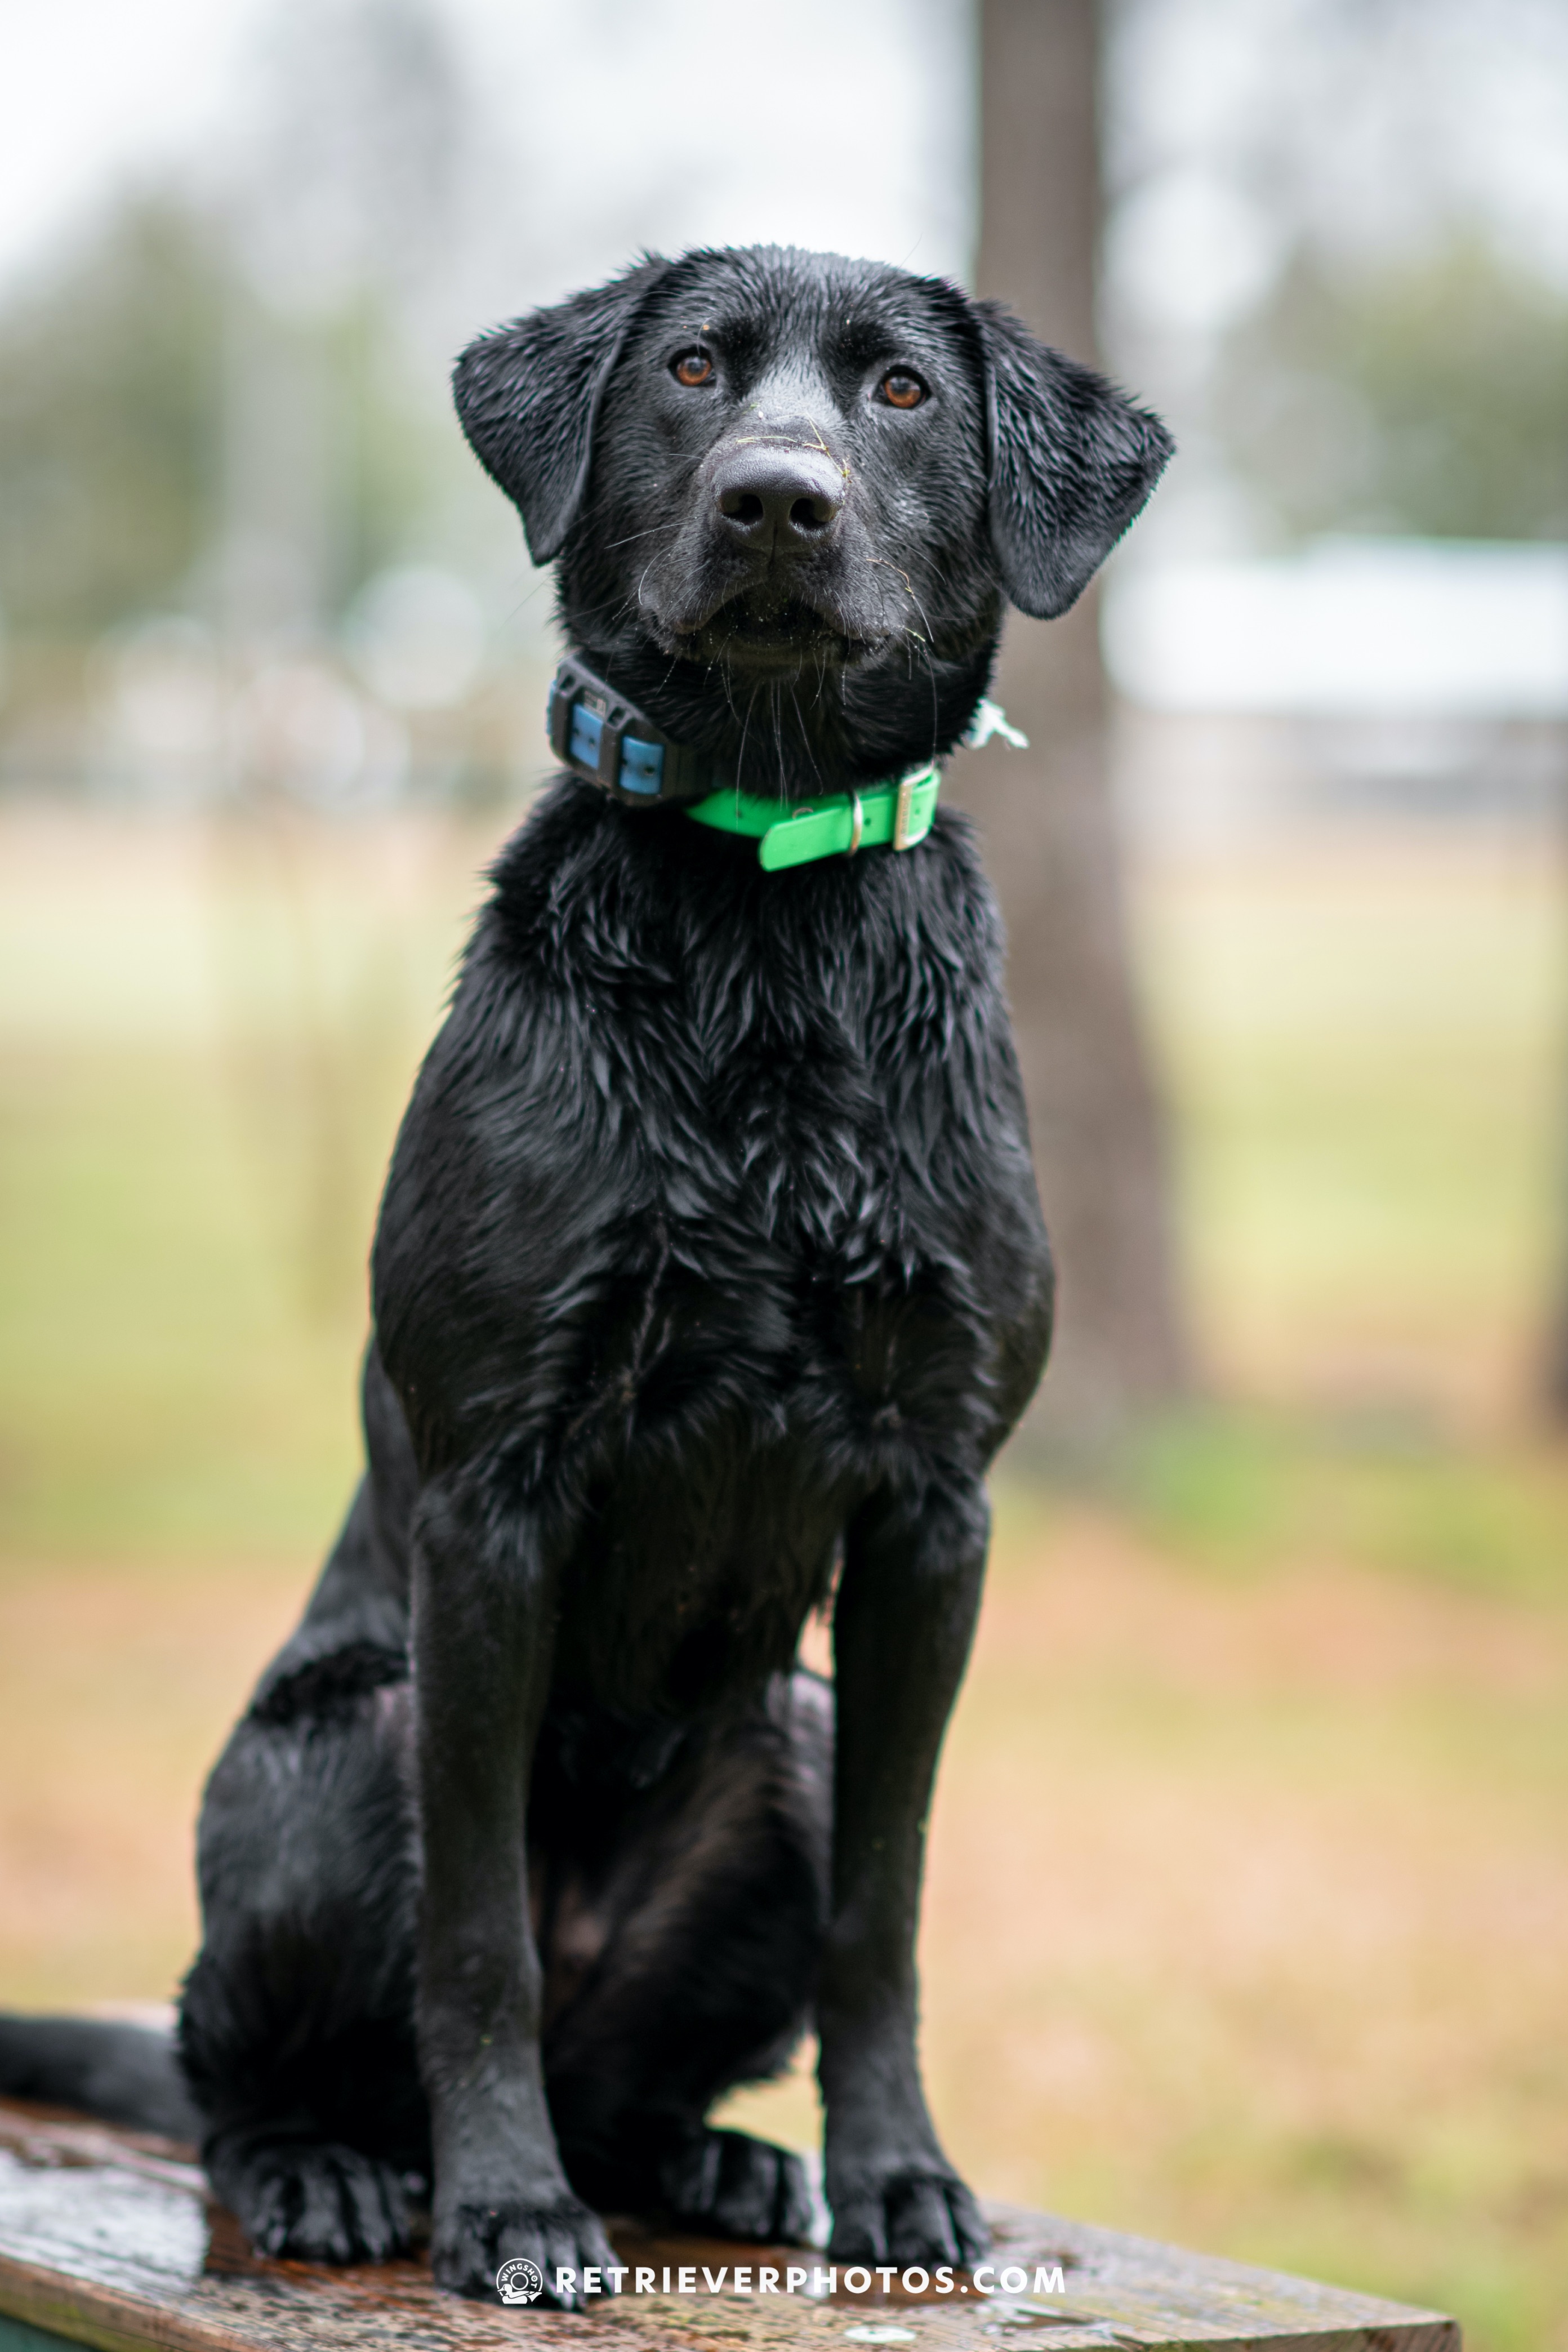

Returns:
372,783,1050,1717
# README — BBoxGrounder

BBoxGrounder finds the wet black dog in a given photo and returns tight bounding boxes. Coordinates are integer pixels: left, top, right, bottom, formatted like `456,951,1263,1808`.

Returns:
0,246,1168,2305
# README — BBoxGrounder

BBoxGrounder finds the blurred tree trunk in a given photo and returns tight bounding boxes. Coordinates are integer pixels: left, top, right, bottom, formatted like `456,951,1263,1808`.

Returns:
949,0,1188,1444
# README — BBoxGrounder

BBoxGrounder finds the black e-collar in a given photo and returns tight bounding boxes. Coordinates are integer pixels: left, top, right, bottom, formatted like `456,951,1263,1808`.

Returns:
545,654,720,807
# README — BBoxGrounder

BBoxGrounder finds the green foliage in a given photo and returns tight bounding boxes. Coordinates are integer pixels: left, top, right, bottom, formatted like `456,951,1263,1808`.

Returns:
0,197,227,638
1219,232,1568,542
317,297,444,609
0,187,448,648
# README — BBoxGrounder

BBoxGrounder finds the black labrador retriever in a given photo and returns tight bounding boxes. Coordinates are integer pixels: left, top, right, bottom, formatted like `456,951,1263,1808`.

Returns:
0,246,1168,2306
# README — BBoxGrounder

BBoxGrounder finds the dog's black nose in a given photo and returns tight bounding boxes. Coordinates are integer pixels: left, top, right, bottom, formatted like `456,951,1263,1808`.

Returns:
710,442,844,551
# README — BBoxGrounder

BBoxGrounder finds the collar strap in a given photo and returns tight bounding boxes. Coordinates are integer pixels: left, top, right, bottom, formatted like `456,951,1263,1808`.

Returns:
545,652,941,867
684,769,939,870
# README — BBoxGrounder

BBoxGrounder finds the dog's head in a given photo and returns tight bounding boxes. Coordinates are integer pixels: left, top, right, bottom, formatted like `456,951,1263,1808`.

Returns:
455,246,1170,788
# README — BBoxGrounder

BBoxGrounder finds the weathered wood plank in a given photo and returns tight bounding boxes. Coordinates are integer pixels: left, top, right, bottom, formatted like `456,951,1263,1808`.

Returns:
0,2101,1458,2350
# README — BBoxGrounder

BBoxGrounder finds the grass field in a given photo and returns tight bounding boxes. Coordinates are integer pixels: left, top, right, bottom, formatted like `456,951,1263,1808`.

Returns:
3,798,1567,2350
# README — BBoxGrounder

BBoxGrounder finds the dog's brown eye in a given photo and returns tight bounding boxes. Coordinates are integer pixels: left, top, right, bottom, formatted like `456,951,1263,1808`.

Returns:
880,371,926,409
672,351,714,387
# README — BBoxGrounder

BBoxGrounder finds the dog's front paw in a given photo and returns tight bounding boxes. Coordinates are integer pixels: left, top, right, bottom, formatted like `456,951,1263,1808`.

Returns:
828,2166,989,2268
432,2195,618,2306
660,2128,815,2243
219,2137,411,2264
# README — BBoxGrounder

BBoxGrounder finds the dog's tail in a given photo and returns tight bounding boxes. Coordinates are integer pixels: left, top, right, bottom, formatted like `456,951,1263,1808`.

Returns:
0,2012,202,2142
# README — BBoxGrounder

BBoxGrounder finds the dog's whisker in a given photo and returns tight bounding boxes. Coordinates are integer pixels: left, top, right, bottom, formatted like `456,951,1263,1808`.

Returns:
601,522,681,553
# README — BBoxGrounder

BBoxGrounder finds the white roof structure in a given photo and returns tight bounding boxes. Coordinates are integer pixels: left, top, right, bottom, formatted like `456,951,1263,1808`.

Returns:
1103,539,1568,719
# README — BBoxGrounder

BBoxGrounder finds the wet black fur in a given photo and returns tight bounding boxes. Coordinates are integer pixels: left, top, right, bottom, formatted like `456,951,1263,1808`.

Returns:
0,247,1169,2306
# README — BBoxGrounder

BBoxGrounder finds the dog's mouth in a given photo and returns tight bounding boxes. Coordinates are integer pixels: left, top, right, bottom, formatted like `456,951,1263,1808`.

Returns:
670,590,884,673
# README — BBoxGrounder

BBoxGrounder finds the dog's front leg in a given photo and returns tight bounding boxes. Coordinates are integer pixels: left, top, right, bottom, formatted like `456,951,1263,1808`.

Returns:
819,1477,991,2270
412,1468,615,2306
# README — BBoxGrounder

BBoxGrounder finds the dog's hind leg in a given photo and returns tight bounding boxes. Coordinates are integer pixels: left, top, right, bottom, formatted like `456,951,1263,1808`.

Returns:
179,1475,426,2265
538,1669,831,2243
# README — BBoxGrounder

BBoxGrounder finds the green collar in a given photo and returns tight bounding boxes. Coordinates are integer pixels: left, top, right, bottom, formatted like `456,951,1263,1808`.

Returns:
545,653,982,871
684,765,940,871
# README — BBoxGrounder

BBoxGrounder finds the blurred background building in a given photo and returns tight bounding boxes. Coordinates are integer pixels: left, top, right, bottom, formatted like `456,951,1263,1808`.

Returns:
3,7,1567,2349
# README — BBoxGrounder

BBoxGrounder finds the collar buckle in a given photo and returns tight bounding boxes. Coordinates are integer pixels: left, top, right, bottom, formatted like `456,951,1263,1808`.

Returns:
892,772,918,851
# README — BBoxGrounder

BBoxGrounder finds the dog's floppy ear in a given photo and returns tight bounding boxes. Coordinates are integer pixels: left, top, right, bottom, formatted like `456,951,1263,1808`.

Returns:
973,299,1173,621
453,257,671,563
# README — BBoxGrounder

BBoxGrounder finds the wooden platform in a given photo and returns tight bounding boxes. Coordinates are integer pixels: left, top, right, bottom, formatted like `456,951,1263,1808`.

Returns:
0,2101,1457,2351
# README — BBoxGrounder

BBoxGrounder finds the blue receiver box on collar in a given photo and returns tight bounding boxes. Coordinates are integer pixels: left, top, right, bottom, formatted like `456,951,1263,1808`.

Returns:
546,655,721,807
